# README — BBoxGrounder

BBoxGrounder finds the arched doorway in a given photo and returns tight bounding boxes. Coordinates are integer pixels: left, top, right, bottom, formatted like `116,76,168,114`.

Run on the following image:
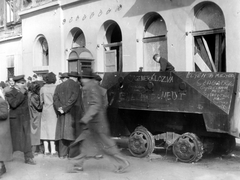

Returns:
192,2,225,72
66,28,94,74
101,20,122,72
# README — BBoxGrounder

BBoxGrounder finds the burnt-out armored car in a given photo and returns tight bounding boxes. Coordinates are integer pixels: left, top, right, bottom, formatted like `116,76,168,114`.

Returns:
101,71,240,163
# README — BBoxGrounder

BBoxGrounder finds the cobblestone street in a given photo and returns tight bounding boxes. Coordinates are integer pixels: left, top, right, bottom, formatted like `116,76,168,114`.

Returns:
2,141,240,180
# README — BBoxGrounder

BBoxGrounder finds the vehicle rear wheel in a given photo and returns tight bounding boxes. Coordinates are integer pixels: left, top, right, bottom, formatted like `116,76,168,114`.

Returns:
128,126,155,158
172,132,203,163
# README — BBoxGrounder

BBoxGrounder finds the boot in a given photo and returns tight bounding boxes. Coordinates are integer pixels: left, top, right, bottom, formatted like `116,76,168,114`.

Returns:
113,155,130,173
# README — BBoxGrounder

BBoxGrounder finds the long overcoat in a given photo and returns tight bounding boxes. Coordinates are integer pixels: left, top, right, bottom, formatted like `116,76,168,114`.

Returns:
28,92,42,145
72,80,119,157
40,84,58,140
5,88,32,153
0,96,13,161
53,79,82,141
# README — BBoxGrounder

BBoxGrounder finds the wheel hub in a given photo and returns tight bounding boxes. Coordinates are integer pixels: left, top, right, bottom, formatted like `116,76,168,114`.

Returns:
173,133,203,163
128,126,155,158
129,133,147,154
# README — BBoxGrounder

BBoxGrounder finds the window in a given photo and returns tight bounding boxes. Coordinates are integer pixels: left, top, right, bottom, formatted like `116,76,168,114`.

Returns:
72,30,85,48
193,3,225,72
103,21,122,72
6,0,14,23
6,55,14,79
0,1,4,26
34,36,49,67
7,67,14,79
143,15,167,71
68,48,94,74
41,39,49,66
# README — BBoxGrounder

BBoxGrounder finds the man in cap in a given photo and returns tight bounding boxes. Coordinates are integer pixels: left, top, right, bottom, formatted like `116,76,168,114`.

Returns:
67,69,130,173
5,75,36,165
53,71,83,158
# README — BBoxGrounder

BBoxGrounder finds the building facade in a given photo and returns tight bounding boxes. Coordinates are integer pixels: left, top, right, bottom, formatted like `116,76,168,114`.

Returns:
0,0,240,81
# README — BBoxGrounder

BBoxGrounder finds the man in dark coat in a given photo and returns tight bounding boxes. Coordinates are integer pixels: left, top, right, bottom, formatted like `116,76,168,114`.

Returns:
67,69,130,173
153,53,175,72
53,72,83,158
0,87,12,178
5,75,36,165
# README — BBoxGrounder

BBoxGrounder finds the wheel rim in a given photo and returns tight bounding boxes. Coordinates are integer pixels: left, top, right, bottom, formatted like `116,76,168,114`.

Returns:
128,126,155,158
173,133,203,163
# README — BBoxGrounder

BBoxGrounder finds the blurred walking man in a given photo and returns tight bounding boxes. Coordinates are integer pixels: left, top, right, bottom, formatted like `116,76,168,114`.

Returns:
68,69,130,173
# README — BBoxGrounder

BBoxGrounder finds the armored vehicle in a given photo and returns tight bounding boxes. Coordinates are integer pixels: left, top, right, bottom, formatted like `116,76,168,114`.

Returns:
101,71,240,163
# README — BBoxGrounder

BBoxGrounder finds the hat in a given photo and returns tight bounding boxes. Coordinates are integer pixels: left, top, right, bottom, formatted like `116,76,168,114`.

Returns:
13,75,26,83
81,69,95,79
60,72,69,79
0,81,6,88
94,74,102,82
45,72,56,84
68,71,80,77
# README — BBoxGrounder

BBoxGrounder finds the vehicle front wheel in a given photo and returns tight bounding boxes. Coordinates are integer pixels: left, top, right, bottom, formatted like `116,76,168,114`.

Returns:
128,126,155,158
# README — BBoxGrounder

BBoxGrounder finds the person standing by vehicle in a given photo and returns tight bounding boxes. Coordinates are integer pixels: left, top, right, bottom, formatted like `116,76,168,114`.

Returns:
40,72,58,156
53,72,81,158
28,81,43,155
5,75,36,165
68,69,130,173
152,53,175,72
0,83,12,178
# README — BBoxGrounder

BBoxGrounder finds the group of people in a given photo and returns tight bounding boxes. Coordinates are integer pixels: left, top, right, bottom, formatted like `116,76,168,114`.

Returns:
0,68,130,178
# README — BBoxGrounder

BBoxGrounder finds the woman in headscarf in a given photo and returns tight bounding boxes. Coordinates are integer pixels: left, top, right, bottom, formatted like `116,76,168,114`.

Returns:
28,82,43,155
0,82,12,178
40,72,58,156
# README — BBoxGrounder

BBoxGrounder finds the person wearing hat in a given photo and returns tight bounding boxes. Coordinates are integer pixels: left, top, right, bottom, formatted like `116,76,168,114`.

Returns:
0,83,12,178
5,75,36,165
53,71,83,158
67,69,130,173
61,72,69,82
40,72,58,156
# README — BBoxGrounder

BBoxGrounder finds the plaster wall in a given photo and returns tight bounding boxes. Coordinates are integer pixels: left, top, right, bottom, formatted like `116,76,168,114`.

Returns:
21,5,62,77
16,0,240,76
61,0,240,72
0,38,22,81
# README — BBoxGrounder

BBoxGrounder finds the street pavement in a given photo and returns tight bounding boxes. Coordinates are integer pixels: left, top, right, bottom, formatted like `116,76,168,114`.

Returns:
2,140,240,180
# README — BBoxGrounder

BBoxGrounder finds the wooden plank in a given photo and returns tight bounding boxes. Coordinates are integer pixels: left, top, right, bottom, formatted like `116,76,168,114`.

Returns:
202,36,217,72
105,50,117,72
103,42,122,48
119,45,122,72
191,28,225,36
215,34,220,71
195,37,213,71
194,53,211,72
